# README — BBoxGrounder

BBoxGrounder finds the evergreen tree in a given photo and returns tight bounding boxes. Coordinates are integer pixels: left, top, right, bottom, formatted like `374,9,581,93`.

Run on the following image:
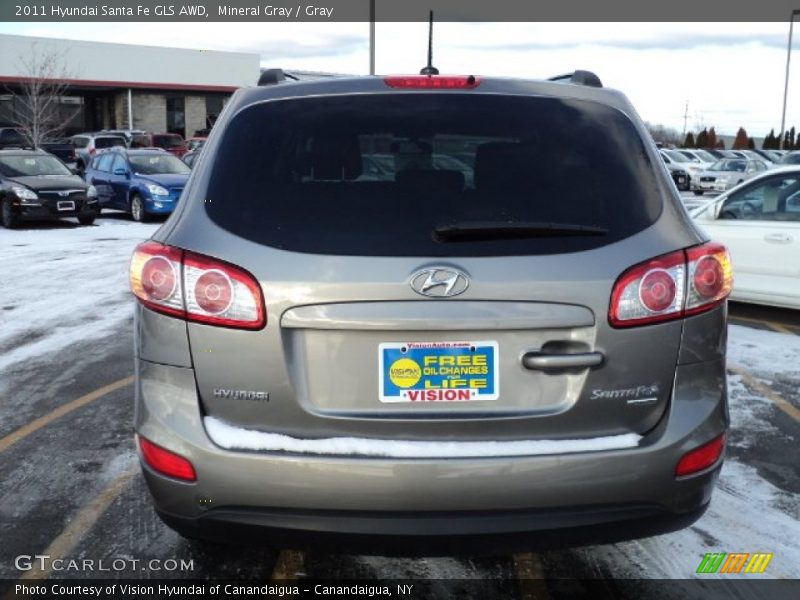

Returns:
707,127,718,149
682,132,696,148
747,138,755,150
790,127,797,150
732,127,749,149
696,128,709,148
763,129,776,150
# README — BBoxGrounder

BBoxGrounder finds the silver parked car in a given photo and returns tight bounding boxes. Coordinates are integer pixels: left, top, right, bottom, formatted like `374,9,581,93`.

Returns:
130,71,731,550
691,158,769,195
69,133,127,175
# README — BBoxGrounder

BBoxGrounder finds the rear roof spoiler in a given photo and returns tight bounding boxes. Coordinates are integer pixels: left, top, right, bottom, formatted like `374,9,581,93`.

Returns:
547,70,603,88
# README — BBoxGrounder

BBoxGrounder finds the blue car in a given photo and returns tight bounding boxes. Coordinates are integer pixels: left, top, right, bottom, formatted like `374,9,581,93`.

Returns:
84,148,190,222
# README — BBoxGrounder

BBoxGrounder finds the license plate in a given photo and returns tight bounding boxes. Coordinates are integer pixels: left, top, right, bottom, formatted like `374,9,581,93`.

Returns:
379,341,498,403
57,200,75,211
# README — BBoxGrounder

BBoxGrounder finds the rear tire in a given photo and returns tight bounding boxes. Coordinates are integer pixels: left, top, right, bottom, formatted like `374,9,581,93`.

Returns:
1,198,19,229
130,194,149,223
693,190,704,196
78,214,96,226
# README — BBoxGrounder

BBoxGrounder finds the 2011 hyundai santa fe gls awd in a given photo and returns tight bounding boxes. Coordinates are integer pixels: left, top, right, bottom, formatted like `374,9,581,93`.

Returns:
130,71,731,551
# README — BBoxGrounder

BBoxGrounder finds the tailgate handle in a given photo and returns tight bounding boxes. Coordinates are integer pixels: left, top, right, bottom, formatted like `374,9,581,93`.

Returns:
522,351,604,372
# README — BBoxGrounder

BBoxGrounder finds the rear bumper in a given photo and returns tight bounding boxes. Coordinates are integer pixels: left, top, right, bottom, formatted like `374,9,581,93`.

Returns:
156,503,709,553
134,355,727,546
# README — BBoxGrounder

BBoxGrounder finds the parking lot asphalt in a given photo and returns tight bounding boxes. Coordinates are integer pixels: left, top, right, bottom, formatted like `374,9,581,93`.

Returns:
0,215,798,596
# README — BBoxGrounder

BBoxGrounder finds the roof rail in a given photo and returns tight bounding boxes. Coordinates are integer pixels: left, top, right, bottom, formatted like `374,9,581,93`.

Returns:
547,70,603,88
257,68,301,86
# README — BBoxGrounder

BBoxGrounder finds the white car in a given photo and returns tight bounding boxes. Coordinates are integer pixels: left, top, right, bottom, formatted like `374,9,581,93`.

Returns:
691,158,769,195
660,149,709,185
691,167,800,309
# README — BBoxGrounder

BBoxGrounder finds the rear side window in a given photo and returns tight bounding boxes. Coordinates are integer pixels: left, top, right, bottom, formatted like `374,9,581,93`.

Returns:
205,94,662,256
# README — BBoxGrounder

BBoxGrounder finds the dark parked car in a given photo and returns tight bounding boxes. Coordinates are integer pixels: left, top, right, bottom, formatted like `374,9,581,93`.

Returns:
0,149,98,228
130,70,731,550
85,148,189,222
0,127,29,149
39,138,77,167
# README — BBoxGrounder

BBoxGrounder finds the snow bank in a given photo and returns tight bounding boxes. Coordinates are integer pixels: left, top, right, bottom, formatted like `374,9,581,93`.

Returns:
204,416,641,458
0,219,159,375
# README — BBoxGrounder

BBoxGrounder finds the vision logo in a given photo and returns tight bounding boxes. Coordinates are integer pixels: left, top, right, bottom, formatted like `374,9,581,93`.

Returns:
696,552,773,574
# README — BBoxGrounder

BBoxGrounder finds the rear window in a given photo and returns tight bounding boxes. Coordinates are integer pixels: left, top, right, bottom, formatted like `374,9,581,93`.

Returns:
153,135,184,148
95,137,126,149
205,94,662,257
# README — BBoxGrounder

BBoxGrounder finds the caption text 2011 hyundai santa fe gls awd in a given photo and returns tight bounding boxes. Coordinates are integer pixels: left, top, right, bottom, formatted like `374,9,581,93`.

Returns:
129,71,732,552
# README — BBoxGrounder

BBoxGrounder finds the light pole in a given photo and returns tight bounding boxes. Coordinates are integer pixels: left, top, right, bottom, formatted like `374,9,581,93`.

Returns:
780,9,800,149
369,0,375,75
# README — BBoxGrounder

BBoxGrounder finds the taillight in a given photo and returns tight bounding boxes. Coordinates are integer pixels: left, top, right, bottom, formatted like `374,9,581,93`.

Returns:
183,251,264,328
609,242,732,328
685,242,732,315
129,241,266,330
383,75,480,89
136,435,196,482
675,433,726,477
89,147,96,155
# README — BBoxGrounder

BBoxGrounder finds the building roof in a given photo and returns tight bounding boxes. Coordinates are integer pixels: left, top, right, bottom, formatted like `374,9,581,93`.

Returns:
0,33,259,92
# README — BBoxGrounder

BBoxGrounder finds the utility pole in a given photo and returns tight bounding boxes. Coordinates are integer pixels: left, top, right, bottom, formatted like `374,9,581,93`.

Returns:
369,0,375,75
682,100,689,138
780,9,800,149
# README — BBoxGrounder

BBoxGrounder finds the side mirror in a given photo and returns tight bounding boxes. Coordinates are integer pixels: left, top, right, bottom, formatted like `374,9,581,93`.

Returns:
70,167,78,175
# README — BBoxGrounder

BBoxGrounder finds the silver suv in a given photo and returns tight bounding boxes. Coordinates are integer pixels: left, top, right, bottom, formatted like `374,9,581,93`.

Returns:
130,72,731,550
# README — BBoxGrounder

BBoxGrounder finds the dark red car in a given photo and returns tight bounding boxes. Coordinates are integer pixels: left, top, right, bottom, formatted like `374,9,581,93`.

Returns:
131,133,186,157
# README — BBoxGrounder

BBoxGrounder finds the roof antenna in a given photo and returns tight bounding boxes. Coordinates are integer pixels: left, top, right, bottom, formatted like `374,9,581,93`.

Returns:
419,10,439,76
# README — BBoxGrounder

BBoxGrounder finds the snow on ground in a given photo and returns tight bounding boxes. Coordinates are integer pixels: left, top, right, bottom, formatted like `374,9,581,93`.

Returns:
0,218,159,380
727,323,800,383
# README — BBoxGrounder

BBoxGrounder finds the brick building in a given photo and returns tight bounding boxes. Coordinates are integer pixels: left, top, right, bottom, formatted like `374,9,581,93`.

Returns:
0,33,259,138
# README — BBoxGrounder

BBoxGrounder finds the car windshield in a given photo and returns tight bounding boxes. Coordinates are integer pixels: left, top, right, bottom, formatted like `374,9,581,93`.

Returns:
95,137,126,149
205,93,663,257
693,150,716,162
780,153,800,165
129,154,191,175
0,154,72,177
665,150,693,163
709,159,746,172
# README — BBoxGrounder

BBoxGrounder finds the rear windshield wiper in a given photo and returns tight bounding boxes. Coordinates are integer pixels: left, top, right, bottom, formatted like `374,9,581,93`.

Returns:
433,221,608,242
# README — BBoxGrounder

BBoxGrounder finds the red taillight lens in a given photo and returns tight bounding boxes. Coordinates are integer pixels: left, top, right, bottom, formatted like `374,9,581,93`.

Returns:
675,433,726,477
639,269,677,312
130,242,184,317
609,249,685,327
686,242,732,315
129,241,266,330
137,435,196,481
609,242,732,328
383,75,480,89
89,148,96,155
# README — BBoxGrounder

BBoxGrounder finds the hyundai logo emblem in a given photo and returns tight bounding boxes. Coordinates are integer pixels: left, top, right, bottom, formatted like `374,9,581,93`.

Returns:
410,268,469,298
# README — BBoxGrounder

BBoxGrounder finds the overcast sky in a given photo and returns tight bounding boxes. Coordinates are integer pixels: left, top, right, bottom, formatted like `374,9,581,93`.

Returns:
1,21,798,138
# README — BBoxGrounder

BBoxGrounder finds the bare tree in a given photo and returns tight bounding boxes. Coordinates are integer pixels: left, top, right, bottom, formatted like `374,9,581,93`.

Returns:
9,44,80,146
